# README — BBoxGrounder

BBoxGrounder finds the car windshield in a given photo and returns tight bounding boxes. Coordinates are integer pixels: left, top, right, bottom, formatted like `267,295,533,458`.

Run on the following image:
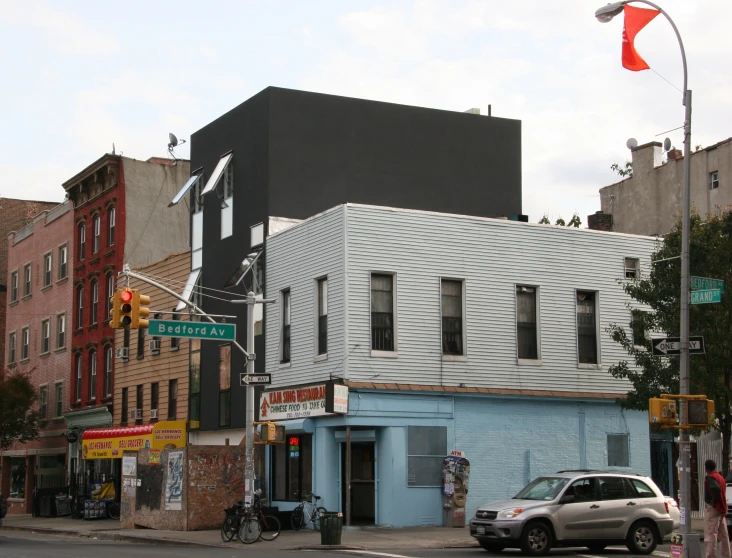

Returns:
514,477,570,501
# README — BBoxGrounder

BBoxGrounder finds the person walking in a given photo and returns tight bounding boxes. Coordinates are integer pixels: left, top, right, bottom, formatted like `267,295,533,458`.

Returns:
704,459,731,558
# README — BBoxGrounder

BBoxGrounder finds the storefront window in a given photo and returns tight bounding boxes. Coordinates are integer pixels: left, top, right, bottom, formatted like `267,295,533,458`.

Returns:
10,457,26,498
272,434,312,501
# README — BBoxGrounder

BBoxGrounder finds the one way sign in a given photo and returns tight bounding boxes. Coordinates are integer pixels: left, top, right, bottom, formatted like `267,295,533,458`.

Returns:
652,336,705,356
240,373,272,386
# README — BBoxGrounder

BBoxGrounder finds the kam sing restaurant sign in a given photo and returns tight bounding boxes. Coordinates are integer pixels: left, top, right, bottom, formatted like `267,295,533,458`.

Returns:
260,383,349,421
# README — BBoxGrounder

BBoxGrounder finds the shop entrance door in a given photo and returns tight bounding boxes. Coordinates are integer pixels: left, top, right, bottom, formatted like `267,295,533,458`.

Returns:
341,441,375,525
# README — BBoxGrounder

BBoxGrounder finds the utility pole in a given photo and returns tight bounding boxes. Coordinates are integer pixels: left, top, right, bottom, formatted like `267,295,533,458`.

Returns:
244,291,256,505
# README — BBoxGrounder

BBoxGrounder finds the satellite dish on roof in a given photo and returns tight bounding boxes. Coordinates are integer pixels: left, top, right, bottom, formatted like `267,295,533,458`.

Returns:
168,133,179,148
663,137,672,152
626,138,638,150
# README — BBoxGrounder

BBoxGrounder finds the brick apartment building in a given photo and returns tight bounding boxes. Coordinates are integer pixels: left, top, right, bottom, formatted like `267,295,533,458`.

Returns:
61,154,189,480
0,198,58,368
1,201,73,515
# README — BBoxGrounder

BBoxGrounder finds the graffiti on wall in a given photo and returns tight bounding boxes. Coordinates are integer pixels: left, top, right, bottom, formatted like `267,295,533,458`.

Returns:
165,450,184,510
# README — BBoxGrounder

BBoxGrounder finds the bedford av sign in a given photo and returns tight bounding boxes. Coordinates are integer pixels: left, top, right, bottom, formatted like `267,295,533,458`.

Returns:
259,383,349,421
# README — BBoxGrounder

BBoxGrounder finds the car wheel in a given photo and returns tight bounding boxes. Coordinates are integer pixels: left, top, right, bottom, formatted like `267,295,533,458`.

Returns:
479,540,505,553
520,521,552,556
626,521,658,555
587,544,607,552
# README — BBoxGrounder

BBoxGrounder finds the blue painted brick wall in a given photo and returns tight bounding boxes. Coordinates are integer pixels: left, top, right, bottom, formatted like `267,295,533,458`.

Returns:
454,396,650,518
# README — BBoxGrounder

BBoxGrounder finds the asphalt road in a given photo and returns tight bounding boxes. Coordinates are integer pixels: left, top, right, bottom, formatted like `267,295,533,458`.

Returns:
0,531,675,558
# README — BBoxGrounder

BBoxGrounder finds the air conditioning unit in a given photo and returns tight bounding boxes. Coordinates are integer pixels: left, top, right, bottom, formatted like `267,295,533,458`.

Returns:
116,347,129,359
150,409,158,419
128,409,142,420
149,339,161,353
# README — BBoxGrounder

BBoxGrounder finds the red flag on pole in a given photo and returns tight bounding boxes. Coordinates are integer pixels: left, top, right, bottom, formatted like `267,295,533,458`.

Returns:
622,4,660,71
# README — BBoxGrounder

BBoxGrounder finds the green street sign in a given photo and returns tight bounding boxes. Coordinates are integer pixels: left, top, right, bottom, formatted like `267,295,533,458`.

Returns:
690,289,722,305
148,319,236,341
691,276,725,293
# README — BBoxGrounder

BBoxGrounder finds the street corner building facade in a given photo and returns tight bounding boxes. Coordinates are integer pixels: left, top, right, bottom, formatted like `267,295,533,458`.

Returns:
261,204,659,527
61,154,190,484
1,201,74,515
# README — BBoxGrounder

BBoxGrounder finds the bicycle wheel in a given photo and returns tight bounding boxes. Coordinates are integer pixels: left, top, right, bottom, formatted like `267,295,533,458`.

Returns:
313,507,328,531
239,515,261,544
107,502,120,520
259,514,281,541
291,506,304,531
220,515,238,542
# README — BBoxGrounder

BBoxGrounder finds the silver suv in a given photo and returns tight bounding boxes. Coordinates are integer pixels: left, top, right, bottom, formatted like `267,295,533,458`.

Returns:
469,470,674,555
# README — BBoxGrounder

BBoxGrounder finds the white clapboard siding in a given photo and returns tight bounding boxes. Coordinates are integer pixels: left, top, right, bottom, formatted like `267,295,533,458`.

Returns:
266,204,658,394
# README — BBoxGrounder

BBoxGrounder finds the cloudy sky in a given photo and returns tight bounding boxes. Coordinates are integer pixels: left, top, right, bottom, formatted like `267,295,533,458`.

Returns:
1,0,729,223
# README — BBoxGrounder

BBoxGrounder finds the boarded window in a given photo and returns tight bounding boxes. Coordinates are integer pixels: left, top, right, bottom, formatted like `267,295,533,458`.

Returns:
407,426,447,487
607,433,629,467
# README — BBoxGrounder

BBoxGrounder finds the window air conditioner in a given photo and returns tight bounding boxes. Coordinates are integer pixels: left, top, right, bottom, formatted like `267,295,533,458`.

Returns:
150,409,158,419
116,347,129,359
129,409,142,420
149,339,161,353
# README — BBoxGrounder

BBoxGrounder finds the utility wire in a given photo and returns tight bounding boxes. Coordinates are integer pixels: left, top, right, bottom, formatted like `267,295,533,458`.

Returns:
132,271,238,305
134,270,248,300
651,68,683,94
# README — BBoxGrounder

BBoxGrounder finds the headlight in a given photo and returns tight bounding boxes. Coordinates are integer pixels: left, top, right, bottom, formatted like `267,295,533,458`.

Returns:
497,507,524,519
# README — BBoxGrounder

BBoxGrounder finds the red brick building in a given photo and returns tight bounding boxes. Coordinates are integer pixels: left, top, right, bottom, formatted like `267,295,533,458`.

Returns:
61,154,190,480
1,201,73,514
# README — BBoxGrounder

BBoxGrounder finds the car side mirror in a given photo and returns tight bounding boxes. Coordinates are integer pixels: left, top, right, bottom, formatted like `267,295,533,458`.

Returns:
560,494,575,504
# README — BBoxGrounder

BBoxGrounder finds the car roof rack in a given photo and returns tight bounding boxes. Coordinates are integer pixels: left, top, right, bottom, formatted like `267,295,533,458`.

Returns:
556,469,644,476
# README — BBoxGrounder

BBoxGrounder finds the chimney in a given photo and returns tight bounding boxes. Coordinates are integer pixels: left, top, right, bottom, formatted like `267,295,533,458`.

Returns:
667,149,683,161
588,211,613,232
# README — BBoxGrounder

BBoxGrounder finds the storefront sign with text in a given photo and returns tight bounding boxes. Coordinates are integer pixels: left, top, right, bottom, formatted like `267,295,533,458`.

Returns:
260,383,349,421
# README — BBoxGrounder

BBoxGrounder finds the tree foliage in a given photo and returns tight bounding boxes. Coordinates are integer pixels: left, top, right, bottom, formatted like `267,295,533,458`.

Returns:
606,210,732,471
0,368,44,451
611,161,633,178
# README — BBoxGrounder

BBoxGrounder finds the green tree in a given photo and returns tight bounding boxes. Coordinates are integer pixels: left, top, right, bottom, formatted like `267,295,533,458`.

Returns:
606,210,732,472
0,369,44,451
611,161,633,178
538,213,582,227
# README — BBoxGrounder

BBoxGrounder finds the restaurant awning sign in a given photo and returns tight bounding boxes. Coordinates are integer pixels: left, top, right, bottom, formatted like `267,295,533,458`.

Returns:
81,420,186,460
259,382,349,421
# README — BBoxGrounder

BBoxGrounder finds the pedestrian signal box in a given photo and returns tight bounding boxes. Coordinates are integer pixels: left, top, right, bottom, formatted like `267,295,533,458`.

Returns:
649,398,677,425
260,422,285,444
686,399,715,427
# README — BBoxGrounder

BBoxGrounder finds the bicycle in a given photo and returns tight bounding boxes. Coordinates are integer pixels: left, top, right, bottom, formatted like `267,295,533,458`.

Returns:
221,501,246,542
107,500,120,520
291,493,327,531
243,494,281,542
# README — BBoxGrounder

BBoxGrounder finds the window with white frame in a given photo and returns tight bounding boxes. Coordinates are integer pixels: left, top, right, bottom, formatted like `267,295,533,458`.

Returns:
55,382,63,417
371,274,395,352
624,258,639,279
89,350,97,400
58,244,67,279
41,319,50,354
407,426,447,487
441,279,464,356
76,286,84,329
221,164,233,239
39,385,48,419
92,214,100,253
21,326,30,360
8,331,16,363
90,280,98,325
108,206,115,246
104,346,113,397
710,171,719,190
631,310,647,348
607,433,630,467
43,253,52,287
74,353,82,401
317,278,328,355
577,291,599,364
10,270,18,302
281,289,291,363
56,313,65,348
516,286,539,360
78,222,86,261
23,263,31,297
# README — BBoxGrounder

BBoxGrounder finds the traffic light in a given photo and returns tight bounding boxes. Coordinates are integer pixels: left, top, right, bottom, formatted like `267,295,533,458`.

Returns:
686,399,715,428
131,291,151,329
262,423,285,443
118,288,134,327
649,398,677,425
109,290,123,328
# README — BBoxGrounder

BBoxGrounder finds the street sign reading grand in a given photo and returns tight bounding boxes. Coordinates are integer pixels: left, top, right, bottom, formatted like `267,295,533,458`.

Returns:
690,289,722,305
652,336,705,356
148,319,236,341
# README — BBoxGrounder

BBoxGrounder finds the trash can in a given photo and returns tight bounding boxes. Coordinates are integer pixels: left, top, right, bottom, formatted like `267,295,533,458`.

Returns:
320,512,343,545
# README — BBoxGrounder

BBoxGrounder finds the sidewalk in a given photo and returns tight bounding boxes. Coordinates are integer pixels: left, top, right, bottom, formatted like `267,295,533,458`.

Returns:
0,515,479,551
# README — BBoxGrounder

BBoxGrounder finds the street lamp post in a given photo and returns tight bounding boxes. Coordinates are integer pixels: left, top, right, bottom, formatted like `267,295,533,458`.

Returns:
595,0,695,548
